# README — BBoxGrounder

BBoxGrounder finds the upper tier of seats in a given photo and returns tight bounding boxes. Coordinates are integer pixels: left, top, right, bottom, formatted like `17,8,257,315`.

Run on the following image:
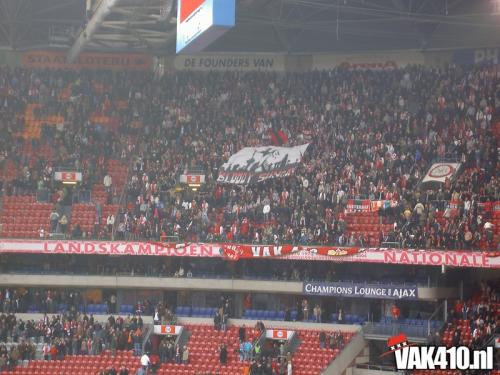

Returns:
0,66,498,250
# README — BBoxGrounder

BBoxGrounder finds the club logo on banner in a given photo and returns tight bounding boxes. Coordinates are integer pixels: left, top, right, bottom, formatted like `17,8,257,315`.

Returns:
303,281,418,300
153,325,182,335
217,144,310,184
421,163,461,185
266,329,293,340
220,244,362,260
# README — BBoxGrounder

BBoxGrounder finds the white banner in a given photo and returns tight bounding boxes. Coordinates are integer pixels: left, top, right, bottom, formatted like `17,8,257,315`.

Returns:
180,174,205,184
266,329,294,340
174,54,285,71
154,325,183,335
217,144,310,184
54,171,82,183
422,163,461,184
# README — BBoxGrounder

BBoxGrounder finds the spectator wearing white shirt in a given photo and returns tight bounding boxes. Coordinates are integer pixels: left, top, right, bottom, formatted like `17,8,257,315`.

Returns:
106,214,115,233
103,173,113,193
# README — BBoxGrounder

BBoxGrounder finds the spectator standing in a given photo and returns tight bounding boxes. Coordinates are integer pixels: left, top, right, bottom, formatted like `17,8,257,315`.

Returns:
59,215,68,234
132,328,142,356
220,308,228,331
302,299,309,321
49,210,59,233
182,345,188,364
139,352,150,371
219,344,227,364
337,308,344,324
319,331,326,349
104,173,113,193
107,214,115,234
239,324,246,342
313,304,322,323
391,303,401,334
214,311,221,330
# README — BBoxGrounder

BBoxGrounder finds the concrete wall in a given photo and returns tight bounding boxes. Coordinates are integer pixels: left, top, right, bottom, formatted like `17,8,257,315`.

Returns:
13,313,360,333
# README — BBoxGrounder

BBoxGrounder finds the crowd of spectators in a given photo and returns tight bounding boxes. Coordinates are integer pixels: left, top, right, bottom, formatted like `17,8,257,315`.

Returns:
0,311,144,373
232,320,294,375
0,313,36,371
0,68,132,199
0,65,499,250
111,65,499,251
447,280,498,349
0,287,162,319
318,331,345,350
425,280,500,371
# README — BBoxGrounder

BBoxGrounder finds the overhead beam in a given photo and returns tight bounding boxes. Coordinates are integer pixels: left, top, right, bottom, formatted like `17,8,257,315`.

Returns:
93,33,166,41
67,0,121,63
101,20,159,27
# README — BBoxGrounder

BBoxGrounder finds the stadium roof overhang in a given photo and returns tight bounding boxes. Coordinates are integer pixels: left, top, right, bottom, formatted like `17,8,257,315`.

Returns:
0,0,498,55
67,0,176,61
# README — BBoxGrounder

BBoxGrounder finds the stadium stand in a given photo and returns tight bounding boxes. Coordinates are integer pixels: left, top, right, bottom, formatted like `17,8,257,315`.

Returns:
440,282,499,349
0,66,498,250
0,9,499,373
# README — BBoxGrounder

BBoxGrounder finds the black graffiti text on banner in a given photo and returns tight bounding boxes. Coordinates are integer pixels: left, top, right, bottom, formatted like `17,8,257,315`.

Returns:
217,144,310,184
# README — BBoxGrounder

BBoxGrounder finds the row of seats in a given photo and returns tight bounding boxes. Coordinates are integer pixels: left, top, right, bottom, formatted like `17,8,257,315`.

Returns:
5,324,357,375
119,304,136,314
242,309,286,320
175,306,218,317
293,329,355,375
25,303,107,314
241,310,366,324
10,350,139,375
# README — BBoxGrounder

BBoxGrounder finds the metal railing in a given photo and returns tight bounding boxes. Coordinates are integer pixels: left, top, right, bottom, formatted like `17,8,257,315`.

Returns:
249,330,266,360
141,324,154,354
363,319,443,342
426,301,445,337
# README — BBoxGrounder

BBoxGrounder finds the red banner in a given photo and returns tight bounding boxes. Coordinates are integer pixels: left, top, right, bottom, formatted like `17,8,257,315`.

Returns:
0,240,497,268
21,51,152,71
221,244,361,261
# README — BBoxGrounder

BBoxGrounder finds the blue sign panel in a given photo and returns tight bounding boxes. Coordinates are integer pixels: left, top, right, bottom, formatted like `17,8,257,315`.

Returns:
453,47,500,65
303,281,418,300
